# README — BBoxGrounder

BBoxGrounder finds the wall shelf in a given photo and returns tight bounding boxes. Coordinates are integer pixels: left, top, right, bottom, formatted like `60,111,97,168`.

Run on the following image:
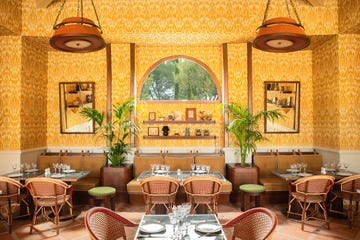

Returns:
143,135,216,140
143,120,215,124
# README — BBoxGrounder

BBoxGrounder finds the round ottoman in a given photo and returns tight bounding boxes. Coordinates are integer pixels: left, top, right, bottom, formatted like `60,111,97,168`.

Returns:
239,184,265,211
88,186,116,210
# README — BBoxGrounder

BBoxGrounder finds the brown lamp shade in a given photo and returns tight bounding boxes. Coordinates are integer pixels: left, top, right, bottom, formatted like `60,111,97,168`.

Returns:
253,17,310,53
50,17,106,53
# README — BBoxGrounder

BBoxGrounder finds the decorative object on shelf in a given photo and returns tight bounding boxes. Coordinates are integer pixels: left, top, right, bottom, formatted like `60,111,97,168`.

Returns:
148,112,156,121
174,111,183,120
186,108,197,120
80,97,139,166
195,129,202,136
168,114,174,120
50,0,106,53
225,103,283,167
199,111,212,121
148,127,160,136
203,129,209,136
253,0,310,53
162,126,170,136
185,128,190,136
159,116,165,121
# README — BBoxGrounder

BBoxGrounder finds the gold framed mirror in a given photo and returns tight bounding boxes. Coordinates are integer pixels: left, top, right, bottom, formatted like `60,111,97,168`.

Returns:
264,81,300,133
59,82,95,134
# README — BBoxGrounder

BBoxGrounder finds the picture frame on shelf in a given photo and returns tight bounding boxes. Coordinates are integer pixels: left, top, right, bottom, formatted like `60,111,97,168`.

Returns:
186,108,197,120
148,127,159,136
148,112,156,121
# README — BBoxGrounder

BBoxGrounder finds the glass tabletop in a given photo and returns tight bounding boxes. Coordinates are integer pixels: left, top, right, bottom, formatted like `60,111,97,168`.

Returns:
137,170,226,182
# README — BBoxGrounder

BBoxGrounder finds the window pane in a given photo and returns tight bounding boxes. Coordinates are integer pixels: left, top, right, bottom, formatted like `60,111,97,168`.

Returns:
140,58,218,101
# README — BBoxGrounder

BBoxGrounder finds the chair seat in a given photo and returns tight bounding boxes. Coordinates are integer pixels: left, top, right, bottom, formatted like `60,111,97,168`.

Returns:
88,186,116,197
240,184,265,193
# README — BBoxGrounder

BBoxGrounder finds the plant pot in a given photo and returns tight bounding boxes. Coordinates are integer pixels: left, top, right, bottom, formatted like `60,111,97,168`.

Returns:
226,163,259,204
100,164,133,203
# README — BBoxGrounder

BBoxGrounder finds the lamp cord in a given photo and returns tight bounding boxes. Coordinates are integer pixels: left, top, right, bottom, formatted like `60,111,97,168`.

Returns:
261,0,303,27
90,0,103,33
53,0,66,29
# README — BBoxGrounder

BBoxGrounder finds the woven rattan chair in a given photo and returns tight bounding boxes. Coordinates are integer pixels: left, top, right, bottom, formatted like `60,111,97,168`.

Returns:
222,207,278,240
140,176,179,214
329,174,360,228
85,206,138,240
25,177,74,235
287,175,334,230
183,176,222,214
0,176,30,233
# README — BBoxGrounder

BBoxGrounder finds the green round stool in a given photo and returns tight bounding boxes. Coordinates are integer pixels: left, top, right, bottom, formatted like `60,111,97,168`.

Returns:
239,184,265,211
88,186,116,210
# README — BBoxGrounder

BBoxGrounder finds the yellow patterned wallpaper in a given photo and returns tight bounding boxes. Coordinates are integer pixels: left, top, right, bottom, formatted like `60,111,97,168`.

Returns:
21,37,48,149
47,49,108,147
0,36,22,150
0,0,21,35
135,45,224,147
338,34,360,149
339,0,360,33
252,49,313,147
21,0,339,45
313,36,339,149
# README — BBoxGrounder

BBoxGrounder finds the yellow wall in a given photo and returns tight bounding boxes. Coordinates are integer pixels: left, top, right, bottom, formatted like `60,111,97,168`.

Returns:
47,49,108,147
0,0,21,35
21,37,48,149
252,50,313,147
339,0,360,33
338,34,360,149
0,36,22,150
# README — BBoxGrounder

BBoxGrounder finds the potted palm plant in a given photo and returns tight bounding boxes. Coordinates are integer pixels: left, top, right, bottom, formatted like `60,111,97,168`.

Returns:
225,102,283,167
80,97,139,201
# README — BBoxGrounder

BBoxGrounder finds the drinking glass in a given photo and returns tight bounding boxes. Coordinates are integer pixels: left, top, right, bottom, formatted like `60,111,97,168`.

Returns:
12,163,17,172
31,162,37,170
344,163,349,171
205,165,211,174
169,213,178,240
150,164,155,175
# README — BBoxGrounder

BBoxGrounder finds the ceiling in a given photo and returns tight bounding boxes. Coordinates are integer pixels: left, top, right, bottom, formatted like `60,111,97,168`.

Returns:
25,0,342,49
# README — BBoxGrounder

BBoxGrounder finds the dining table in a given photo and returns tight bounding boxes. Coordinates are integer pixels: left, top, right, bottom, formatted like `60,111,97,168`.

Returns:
135,213,227,240
3,169,91,182
272,168,356,182
137,170,226,182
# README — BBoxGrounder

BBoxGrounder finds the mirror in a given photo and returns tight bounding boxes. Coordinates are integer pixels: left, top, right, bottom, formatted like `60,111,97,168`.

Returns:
264,81,300,133
59,82,95,134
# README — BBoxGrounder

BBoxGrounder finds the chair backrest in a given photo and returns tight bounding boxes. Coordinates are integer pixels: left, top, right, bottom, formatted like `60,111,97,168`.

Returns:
336,174,360,194
140,176,179,196
0,176,23,199
292,175,334,196
85,206,137,240
133,155,163,178
163,156,194,171
183,176,222,196
222,207,278,240
195,155,226,175
25,177,70,201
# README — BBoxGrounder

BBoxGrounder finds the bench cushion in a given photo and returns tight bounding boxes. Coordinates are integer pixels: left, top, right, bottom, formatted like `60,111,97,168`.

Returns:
260,177,288,192
72,177,100,191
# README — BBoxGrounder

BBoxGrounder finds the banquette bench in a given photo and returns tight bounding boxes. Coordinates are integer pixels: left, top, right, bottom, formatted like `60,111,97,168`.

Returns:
253,149,323,203
126,152,233,205
38,151,106,192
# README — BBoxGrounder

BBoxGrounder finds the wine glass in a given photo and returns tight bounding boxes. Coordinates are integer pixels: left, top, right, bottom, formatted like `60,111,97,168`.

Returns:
343,163,349,172
12,163,17,172
169,213,179,240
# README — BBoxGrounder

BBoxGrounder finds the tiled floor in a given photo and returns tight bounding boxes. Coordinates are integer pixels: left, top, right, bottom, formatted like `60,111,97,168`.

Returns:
1,201,360,240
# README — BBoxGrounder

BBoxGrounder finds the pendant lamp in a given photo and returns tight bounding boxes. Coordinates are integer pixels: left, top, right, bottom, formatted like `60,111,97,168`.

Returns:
50,0,106,53
253,0,310,53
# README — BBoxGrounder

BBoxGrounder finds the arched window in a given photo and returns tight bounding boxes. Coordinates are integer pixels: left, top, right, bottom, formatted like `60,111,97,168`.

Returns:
139,57,219,101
